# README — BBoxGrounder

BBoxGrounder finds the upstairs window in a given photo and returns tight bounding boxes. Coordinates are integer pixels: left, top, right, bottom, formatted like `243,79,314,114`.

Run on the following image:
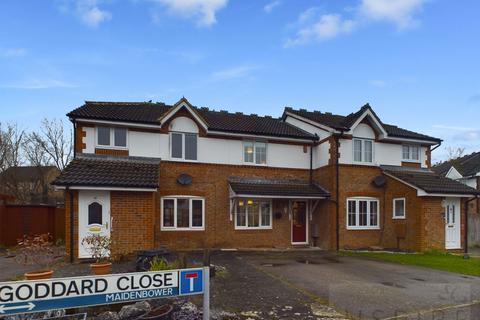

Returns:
96,127,127,148
244,141,267,165
171,132,197,160
402,144,420,162
347,198,380,229
353,138,373,163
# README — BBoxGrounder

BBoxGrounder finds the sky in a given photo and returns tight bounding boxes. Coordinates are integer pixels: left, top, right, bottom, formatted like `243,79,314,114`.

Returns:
1,0,479,163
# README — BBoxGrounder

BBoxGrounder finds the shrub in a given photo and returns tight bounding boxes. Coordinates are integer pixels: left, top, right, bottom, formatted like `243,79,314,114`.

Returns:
149,256,179,271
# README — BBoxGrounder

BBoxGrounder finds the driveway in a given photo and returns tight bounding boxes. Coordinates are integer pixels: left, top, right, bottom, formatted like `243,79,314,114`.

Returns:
235,250,480,319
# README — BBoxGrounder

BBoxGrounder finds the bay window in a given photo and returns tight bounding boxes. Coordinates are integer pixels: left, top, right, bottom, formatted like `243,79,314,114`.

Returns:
235,199,272,229
402,144,420,162
353,138,373,163
347,198,380,229
161,197,204,230
171,132,197,160
243,141,267,165
97,126,127,148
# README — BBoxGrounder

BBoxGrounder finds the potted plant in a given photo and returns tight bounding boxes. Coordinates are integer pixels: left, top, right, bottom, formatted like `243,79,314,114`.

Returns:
81,234,113,275
16,233,61,280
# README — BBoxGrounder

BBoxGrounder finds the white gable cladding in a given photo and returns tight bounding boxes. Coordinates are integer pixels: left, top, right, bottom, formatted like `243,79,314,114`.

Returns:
169,116,199,133
353,123,375,139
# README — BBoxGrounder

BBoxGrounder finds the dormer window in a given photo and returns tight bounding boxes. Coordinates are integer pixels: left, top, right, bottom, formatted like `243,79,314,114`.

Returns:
96,127,127,148
353,138,373,163
402,144,420,162
171,132,197,160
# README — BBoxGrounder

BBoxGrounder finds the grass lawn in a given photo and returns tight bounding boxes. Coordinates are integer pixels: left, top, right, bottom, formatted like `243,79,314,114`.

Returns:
341,250,480,276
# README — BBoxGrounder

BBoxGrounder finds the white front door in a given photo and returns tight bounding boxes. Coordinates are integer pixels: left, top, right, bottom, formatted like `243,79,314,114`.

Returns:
78,190,111,258
445,197,461,249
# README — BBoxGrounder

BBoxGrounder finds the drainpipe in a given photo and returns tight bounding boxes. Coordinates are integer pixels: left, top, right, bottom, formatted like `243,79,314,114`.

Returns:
464,196,478,259
309,144,313,184
431,141,442,152
67,186,74,263
335,130,344,252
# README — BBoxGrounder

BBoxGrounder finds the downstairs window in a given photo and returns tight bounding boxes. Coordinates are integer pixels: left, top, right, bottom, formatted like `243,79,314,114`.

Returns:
347,198,380,230
161,197,204,230
235,199,272,229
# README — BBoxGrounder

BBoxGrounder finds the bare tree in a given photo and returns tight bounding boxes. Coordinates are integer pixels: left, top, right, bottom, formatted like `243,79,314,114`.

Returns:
23,133,50,167
29,118,73,170
0,123,25,172
445,146,466,161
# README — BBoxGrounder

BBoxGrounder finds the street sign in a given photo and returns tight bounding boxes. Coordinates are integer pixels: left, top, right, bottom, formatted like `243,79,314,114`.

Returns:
0,268,205,316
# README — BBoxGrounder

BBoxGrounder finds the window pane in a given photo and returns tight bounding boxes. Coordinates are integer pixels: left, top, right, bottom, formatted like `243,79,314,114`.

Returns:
364,141,373,163
185,133,197,160
163,199,174,227
98,127,110,146
394,199,405,217
192,200,203,227
359,201,368,226
88,202,102,225
244,141,254,163
255,142,267,165
412,146,419,160
247,200,259,227
260,202,271,226
114,128,127,147
348,200,356,227
177,199,189,228
370,201,378,226
402,145,410,159
354,139,362,162
171,133,183,158
236,200,246,227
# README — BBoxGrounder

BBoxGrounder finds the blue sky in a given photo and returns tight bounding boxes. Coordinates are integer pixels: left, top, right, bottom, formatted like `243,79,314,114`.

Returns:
1,0,479,162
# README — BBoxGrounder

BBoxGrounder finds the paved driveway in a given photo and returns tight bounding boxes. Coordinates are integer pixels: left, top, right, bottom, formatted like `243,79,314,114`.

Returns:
236,251,480,319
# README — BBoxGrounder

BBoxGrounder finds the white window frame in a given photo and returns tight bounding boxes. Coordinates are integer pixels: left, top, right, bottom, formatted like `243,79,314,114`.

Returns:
393,198,406,219
346,197,380,230
243,140,267,165
161,196,205,231
402,144,421,163
169,132,198,161
95,126,129,149
234,198,273,230
353,138,374,164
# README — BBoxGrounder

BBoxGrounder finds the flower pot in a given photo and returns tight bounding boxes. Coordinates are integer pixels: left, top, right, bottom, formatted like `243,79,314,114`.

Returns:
90,262,112,275
25,270,53,280
140,305,173,320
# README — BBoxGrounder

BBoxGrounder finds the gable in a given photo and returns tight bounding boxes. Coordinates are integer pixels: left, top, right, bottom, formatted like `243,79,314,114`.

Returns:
158,98,208,131
348,108,387,138
352,123,376,139
446,166,463,180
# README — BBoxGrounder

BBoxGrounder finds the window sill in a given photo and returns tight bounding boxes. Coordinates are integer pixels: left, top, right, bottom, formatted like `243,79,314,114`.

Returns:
235,226,272,230
392,216,406,220
96,145,129,150
168,158,198,163
161,227,205,231
402,159,421,164
352,161,376,166
242,162,268,166
346,226,380,230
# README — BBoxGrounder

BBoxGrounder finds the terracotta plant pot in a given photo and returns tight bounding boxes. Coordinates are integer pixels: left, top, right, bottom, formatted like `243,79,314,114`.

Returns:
90,262,112,275
140,305,174,320
25,270,54,280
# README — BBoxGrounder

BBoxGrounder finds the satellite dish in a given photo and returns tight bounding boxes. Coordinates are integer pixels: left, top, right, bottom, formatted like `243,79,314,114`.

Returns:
372,175,386,188
177,173,193,185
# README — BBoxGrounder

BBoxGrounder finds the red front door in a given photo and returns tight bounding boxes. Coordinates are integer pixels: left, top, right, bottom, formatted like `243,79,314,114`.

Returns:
292,201,307,243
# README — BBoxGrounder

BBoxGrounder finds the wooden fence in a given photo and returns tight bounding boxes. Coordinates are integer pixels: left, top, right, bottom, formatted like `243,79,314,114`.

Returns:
0,204,65,247
469,214,480,247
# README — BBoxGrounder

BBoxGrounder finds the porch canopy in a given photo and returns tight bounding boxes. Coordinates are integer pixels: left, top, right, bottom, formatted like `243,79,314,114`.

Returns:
228,176,330,199
52,154,160,191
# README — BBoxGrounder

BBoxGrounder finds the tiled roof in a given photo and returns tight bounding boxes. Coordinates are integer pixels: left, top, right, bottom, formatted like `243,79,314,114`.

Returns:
228,177,330,198
284,104,442,143
52,154,160,189
67,101,316,140
381,165,479,195
433,152,480,177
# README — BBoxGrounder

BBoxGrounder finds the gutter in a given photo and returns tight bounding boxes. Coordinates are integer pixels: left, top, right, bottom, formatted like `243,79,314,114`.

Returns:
431,141,442,152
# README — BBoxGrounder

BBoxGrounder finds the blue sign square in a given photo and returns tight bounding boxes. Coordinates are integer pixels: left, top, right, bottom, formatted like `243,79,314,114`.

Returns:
179,269,203,295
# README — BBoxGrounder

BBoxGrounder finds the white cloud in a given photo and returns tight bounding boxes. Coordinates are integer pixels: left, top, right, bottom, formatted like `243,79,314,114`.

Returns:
153,0,228,27
359,0,426,29
3,79,77,90
264,0,281,13
2,48,27,58
210,65,259,81
370,79,386,87
59,0,112,27
285,14,355,47
286,0,427,46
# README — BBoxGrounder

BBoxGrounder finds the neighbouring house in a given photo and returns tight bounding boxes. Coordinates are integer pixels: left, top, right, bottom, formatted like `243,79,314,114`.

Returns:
0,166,63,205
433,152,480,246
52,98,479,259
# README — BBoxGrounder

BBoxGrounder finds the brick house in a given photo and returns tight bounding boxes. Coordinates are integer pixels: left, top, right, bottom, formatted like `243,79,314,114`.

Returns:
52,98,479,258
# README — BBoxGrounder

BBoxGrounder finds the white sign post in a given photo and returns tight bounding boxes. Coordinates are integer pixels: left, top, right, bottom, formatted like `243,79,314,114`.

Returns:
0,267,209,318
